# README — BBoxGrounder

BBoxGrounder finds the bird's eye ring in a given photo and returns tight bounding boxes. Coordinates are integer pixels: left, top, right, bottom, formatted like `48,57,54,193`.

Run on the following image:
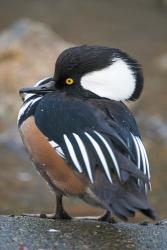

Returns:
65,78,74,85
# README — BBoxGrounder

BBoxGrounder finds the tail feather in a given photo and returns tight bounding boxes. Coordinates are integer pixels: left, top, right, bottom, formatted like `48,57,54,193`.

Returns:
90,152,157,220
140,208,157,220
91,179,156,220
110,200,135,221
118,199,135,216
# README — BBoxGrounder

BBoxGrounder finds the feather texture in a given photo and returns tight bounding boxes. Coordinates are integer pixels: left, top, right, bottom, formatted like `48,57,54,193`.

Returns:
21,90,155,220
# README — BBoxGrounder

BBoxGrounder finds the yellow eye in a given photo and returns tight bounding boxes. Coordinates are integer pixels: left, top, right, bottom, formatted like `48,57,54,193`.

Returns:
65,78,74,85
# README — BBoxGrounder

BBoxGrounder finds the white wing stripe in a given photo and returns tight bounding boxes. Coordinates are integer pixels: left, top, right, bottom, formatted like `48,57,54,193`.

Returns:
34,77,52,87
24,93,36,101
131,134,151,191
131,133,142,187
63,134,82,173
49,140,59,148
73,133,93,183
131,133,141,170
136,137,151,192
136,137,151,180
18,99,33,121
135,137,147,175
84,132,112,183
142,147,150,179
17,96,42,123
49,140,65,158
94,131,121,179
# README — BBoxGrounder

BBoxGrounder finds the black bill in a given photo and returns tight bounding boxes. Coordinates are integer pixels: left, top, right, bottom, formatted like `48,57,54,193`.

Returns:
19,77,56,95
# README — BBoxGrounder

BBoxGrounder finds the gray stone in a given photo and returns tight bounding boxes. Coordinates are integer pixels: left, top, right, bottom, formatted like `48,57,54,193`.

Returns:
0,216,167,250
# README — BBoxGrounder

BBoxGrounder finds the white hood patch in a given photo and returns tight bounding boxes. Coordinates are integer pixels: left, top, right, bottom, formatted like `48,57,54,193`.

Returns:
81,58,136,101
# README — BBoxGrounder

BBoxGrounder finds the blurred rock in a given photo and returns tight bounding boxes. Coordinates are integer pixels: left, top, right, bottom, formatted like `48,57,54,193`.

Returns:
156,0,167,8
156,54,167,72
0,18,73,155
0,19,72,126
137,112,167,144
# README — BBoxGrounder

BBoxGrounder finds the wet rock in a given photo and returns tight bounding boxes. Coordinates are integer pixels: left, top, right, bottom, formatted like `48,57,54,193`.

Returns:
1,216,167,250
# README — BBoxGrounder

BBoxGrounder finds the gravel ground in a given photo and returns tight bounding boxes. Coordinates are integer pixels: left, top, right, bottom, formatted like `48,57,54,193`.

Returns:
0,216,167,250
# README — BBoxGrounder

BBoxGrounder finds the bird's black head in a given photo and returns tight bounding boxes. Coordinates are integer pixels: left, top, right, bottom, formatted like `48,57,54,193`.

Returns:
20,45,144,101
54,45,114,83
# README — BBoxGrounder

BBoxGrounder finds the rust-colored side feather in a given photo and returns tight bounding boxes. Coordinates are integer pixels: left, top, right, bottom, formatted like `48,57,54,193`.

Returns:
20,116,87,196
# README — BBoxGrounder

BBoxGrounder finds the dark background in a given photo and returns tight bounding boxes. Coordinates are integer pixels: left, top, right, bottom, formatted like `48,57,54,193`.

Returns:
0,0,167,220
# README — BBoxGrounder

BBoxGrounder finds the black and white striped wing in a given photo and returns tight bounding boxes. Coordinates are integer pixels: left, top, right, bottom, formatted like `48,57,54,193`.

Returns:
48,129,122,184
103,101,151,190
34,94,150,188
62,130,121,183
46,129,151,190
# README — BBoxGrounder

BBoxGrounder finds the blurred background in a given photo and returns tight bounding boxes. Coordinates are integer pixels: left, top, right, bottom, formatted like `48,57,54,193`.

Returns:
0,0,167,221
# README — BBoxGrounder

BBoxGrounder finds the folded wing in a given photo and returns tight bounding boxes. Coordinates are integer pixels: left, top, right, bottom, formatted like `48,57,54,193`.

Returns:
34,93,150,190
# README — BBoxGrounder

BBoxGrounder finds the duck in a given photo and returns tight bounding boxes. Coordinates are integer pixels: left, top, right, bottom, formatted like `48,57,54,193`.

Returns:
18,45,156,221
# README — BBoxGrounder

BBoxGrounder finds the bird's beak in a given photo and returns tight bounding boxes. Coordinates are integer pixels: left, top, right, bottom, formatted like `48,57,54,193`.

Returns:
19,78,56,95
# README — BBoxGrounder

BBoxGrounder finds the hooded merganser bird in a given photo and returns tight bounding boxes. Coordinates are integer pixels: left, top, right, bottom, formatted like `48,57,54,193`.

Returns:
18,45,156,221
